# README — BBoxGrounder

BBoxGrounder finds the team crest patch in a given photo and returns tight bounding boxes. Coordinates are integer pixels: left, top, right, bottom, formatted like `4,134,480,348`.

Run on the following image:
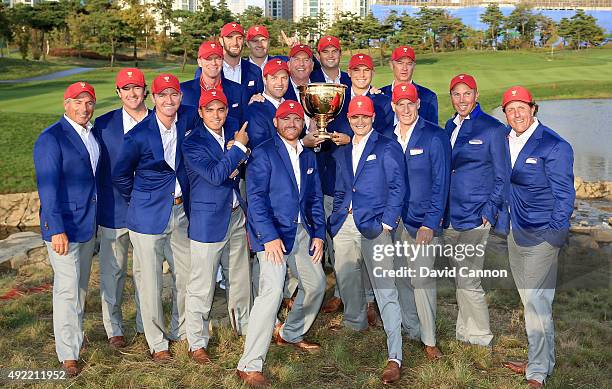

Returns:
459,75,464,79
164,76,170,82
357,101,363,107
80,82,86,88
511,90,517,96
127,71,133,77
289,103,295,108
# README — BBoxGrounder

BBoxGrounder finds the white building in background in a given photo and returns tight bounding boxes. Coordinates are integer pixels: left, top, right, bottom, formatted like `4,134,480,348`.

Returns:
211,0,248,14
292,0,370,22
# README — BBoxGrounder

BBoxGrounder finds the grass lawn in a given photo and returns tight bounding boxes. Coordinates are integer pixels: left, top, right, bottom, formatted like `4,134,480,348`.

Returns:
0,241,609,388
0,48,611,193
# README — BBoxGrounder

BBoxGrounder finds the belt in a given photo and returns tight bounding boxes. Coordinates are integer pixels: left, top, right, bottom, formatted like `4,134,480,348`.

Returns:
232,204,241,211
174,196,183,205
347,208,352,214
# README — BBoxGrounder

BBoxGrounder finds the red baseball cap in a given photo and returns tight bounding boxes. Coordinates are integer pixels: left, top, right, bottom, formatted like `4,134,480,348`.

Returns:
391,46,416,62
116,68,145,88
348,95,375,117
502,86,534,108
198,41,224,59
246,25,269,41
220,22,244,37
263,59,290,78
199,89,228,108
152,74,180,94
449,73,477,91
348,53,374,70
64,81,96,100
392,82,418,103
289,44,313,58
317,36,341,52
275,100,305,119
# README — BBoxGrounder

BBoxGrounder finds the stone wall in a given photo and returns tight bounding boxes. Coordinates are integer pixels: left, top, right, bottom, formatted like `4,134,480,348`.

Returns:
0,192,40,227
0,176,610,227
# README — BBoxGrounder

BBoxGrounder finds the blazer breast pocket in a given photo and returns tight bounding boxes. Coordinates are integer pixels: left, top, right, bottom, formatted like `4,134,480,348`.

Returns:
131,190,151,200
191,201,217,212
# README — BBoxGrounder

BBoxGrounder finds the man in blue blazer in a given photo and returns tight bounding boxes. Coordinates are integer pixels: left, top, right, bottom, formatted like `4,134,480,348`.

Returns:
93,68,150,348
318,53,393,320
33,82,100,376
328,96,406,384
181,41,246,125
182,89,251,364
245,59,289,148
380,46,438,125
389,83,450,360
498,87,575,389
443,73,509,347
236,101,326,387
113,74,199,362
310,35,352,89
283,44,313,103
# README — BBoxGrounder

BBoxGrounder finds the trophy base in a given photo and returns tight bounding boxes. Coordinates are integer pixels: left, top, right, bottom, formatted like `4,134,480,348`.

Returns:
313,131,332,140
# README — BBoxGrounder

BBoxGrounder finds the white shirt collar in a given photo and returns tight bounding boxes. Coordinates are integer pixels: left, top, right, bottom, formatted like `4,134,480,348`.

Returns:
204,124,225,145
453,113,470,127
223,58,241,71
394,116,419,142
351,86,370,98
64,114,93,134
323,68,341,84
352,128,374,147
280,136,303,156
249,56,268,72
122,107,148,133
156,113,177,133
509,117,539,141
263,92,284,108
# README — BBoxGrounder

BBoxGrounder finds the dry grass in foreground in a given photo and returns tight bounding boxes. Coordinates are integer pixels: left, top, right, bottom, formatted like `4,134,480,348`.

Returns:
0,244,610,389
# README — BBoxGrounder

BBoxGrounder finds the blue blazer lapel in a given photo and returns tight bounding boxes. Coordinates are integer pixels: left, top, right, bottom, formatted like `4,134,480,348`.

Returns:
354,130,378,182
147,115,168,167
299,152,309,199
61,117,94,176
451,116,473,163
344,143,354,183
274,135,299,193
407,117,425,150
512,123,544,178
201,126,225,159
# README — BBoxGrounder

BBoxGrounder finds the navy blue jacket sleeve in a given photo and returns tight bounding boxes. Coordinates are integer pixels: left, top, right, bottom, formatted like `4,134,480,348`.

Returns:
423,133,451,230
33,132,65,236
481,125,510,224
112,133,139,202
246,147,279,244
545,141,575,231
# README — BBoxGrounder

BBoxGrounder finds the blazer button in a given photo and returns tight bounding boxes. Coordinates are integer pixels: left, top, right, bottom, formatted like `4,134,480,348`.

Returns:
92,196,97,203
171,192,175,196
352,188,356,192
293,219,298,223
451,170,456,174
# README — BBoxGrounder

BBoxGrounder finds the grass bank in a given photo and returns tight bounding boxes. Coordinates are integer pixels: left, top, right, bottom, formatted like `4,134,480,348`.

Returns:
0,48,611,193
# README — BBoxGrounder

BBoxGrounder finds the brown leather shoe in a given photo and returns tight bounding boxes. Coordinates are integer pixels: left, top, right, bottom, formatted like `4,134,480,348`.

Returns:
381,361,401,384
61,360,79,377
273,323,321,352
367,302,378,327
527,379,543,388
282,297,294,311
424,345,443,360
109,336,126,348
151,350,172,363
503,361,527,375
236,369,270,387
321,296,343,313
189,347,211,364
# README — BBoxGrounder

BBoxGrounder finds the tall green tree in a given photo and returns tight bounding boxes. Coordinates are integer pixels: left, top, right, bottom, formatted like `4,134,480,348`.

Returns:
0,4,12,57
237,6,266,27
558,10,605,49
480,4,505,48
504,2,538,47
121,0,154,67
153,0,176,58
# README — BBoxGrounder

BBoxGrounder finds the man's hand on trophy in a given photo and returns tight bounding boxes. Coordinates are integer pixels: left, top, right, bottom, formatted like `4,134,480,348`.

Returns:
248,93,265,105
302,131,326,148
331,132,351,146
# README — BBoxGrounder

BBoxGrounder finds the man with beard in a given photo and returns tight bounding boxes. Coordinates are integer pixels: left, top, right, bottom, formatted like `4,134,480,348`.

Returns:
181,41,246,125
236,101,326,387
